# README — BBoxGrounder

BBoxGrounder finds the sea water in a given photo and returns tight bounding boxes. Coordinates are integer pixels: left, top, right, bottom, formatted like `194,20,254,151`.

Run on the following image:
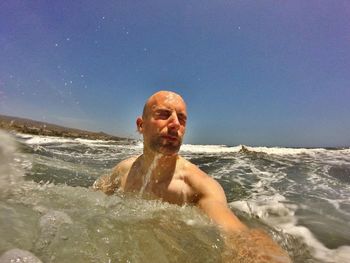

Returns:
0,131,349,262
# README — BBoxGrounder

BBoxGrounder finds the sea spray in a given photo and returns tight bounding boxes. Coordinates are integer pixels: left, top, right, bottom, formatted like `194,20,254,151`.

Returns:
0,131,44,262
139,154,161,196
0,131,17,182
0,131,26,197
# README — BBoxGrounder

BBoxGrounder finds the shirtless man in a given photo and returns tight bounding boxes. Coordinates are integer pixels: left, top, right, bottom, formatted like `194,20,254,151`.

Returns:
93,91,291,262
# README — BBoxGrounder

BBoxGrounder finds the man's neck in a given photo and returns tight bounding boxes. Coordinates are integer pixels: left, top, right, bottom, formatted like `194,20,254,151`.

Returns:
141,149,178,182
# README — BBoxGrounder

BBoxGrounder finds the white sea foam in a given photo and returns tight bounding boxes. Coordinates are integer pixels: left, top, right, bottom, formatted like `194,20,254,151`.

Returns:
180,143,329,156
244,145,326,156
132,140,143,149
231,195,350,263
74,138,112,144
15,133,34,139
181,144,241,154
20,135,140,155
230,193,296,222
25,135,75,145
21,134,104,146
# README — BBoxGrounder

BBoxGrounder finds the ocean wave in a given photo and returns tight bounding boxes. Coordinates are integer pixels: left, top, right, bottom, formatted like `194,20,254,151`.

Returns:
181,143,316,155
24,135,77,145
15,133,350,158
230,195,350,263
180,144,241,154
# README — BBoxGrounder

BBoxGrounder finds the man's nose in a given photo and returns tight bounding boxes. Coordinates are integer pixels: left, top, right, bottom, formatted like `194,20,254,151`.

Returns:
168,113,180,130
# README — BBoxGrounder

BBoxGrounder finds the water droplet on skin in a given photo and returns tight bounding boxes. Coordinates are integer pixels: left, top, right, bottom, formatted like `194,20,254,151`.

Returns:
164,93,180,105
140,154,161,195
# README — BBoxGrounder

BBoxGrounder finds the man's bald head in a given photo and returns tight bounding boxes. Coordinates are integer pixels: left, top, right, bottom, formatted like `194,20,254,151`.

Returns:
142,91,186,119
137,90,187,155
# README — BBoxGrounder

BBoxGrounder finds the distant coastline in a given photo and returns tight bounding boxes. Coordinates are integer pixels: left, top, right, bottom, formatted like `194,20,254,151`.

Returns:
0,114,127,141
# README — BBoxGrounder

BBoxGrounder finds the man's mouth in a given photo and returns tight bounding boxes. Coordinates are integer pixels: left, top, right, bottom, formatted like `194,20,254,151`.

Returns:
161,135,179,142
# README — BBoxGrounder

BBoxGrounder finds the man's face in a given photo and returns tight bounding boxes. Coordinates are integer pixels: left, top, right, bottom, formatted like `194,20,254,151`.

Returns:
140,92,187,156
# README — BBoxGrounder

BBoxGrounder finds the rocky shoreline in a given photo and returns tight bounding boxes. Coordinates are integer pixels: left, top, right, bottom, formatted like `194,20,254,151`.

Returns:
0,114,127,141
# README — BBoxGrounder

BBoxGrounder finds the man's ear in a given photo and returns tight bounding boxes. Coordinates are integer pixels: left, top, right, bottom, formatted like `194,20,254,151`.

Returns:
136,117,143,133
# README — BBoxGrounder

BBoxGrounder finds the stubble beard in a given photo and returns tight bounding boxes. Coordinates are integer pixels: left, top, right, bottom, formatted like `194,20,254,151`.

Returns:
149,136,182,155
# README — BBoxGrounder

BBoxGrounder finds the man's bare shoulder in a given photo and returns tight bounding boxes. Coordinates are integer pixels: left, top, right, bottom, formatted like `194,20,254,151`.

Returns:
112,155,139,175
179,156,212,180
179,156,227,200
93,155,139,194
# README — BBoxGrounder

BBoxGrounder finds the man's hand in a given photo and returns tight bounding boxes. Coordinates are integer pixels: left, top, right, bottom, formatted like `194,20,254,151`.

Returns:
222,229,292,263
92,174,118,195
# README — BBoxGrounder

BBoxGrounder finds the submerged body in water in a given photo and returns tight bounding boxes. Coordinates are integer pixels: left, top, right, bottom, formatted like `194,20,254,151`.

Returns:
1,131,350,262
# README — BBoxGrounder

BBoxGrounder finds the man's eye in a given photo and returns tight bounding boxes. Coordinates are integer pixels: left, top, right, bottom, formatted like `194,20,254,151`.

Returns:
155,111,170,119
179,117,187,125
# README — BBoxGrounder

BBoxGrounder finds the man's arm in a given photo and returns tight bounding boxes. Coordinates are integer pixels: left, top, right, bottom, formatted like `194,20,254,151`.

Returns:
187,167,291,262
93,157,136,194
196,176,247,232
92,158,131,194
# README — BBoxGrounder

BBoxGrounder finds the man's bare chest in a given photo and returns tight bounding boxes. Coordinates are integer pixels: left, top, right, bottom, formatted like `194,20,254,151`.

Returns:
122,174,196,205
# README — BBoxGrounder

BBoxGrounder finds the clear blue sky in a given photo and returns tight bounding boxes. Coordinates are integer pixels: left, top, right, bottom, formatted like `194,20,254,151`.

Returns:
1,1,349,147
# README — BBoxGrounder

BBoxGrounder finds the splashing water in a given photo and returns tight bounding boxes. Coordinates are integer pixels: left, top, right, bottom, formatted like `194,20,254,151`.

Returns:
139,154,161,196
0,131,223,263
